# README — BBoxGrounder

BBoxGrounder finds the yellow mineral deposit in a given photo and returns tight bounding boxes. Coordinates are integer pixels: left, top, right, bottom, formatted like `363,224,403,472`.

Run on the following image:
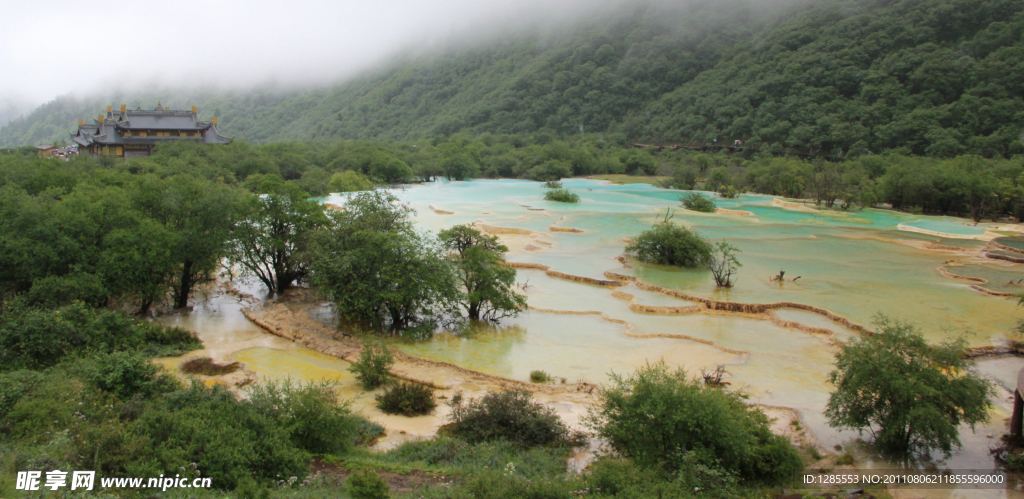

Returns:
157,180,1024,494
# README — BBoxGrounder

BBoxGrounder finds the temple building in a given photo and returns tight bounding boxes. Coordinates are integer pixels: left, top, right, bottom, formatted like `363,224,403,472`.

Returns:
72,104,230,159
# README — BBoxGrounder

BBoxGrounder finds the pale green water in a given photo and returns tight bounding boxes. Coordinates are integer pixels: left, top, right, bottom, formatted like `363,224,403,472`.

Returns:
146,179,1024,489
329,179,1021,343
327,179,1024,481
904,219,988,236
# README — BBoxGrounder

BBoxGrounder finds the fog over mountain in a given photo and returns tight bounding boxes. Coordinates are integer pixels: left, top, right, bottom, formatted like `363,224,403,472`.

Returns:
5,0,1022,158
0,0,626,113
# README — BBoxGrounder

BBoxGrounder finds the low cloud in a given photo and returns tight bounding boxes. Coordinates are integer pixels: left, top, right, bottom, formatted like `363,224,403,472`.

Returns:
1,0,626,110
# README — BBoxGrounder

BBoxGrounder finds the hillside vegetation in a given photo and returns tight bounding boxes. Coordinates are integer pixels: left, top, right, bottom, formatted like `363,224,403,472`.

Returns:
3,0,1024,158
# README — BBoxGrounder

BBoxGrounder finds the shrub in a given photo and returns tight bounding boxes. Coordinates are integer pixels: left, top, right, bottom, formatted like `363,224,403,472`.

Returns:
348,339,394,389
0,369,45,418
381,437,569,478
447,471,579,499
134,382,309,489
625,222,712,268
585,361,802,485
235,477,270,499
680,192,716,213
529,370,550,383
375,382,436,416
447,389,569,447
542,180,563,189
83,351,180,400
246,378,358,454
586,458,658,496
346,469,390,499
543,188,580,203
0,300,201,371
6,375,86,443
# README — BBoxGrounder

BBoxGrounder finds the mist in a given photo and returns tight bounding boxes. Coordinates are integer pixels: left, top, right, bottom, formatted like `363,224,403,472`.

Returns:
0,0,630,115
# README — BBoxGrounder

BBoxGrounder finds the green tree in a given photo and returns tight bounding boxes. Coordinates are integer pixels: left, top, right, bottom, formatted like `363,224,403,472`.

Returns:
296,166,332,196
131,174,239,309
707,241,741,287
328,170,374,193
672,166,698,189
97,216,177,313
825,316,993,458
438,225,526,321
230,179,326,293
310,191,458,331
525,160,571,181
620,150,657,176
585,361,801,484
368,155,414,184
440,141,481,180
705,167,732,195
625,218,712,268
944,156,999,222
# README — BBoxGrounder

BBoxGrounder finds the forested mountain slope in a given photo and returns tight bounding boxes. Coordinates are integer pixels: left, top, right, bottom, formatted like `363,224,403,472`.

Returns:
3,0,1023,157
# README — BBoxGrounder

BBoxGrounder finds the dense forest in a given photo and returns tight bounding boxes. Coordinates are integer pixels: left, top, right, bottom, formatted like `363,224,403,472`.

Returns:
6,130,1024,226
3,0,1024,158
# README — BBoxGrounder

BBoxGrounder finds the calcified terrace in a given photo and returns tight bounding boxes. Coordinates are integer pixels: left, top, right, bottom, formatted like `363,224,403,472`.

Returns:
160,178,1024,473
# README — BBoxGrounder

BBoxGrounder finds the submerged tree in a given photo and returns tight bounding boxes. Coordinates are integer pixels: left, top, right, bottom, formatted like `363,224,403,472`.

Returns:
543,188,580,203
825,315,992,459
438,225,526,321
310,191,459,332
229,177,327,293
680,192,716,213
707,241,741,287
131,174,240,309
625,216,712,268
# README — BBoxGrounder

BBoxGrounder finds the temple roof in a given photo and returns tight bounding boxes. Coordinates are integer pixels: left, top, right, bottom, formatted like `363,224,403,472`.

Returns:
72,107,230,147
115,110,213,131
